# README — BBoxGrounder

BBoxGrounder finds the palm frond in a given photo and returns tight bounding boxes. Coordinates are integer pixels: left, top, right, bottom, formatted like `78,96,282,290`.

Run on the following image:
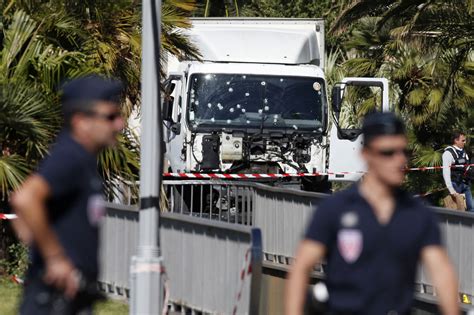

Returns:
0,10,37,76
0,154,29,199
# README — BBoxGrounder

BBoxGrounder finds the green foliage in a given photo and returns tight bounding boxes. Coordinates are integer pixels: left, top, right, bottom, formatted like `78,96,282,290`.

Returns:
0,1,199,201
0,276,128,315
241,0,330,18
0,9,76,199
0,242,28,277
0,276,21,315
332,0,474,197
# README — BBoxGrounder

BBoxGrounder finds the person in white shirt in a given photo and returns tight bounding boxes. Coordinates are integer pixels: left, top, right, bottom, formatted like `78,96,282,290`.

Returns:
442,131,473,211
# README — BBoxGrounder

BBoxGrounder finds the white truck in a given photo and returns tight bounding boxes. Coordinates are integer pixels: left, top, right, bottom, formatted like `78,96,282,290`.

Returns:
162,18,389,191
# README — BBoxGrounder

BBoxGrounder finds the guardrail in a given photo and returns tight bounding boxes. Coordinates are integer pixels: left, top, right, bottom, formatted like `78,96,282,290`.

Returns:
161,212,262,314
163,180,474,305
416,207,474,303
99,203,139,297
99,202,263,314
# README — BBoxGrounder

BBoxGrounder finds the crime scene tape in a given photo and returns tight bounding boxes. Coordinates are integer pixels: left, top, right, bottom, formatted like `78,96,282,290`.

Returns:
11,275,24,285
232,248,252,315
0,213,17,220
164,164,474,179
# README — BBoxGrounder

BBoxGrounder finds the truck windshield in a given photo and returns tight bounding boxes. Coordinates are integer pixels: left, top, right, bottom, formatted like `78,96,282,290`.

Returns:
187,73,325,132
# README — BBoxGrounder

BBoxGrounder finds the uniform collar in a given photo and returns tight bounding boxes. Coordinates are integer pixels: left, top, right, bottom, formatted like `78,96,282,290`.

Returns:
347,182,415,209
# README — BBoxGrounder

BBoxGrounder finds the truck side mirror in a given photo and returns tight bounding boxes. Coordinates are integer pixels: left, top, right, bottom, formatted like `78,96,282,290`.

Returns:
162,95,174,122
331,85,342,113
162,81,176,122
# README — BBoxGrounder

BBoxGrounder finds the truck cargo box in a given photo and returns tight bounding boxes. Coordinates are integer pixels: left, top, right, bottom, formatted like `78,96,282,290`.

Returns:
185,18,325,67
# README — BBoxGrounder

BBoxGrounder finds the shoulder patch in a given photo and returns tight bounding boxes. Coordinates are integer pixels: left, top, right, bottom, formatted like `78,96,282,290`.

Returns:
337,229,363,263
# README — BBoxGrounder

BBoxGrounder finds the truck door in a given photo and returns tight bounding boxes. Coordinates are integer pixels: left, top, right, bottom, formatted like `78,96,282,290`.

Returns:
162,74,185,172
328,78,390,182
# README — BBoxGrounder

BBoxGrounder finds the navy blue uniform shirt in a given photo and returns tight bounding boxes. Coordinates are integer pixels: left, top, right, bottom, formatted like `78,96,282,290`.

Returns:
305,184,441,315
29,133,104,280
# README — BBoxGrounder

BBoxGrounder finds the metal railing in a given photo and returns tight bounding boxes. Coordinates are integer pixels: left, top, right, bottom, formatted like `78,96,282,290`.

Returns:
99,203,139,297
162,180,474,304
161,212,262,314
416,207,474,302
99,202,263,314
165,180,254,225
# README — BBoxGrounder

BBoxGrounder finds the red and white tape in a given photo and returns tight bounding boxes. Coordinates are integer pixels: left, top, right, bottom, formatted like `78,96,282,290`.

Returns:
232,248,252,315
164,172,347,179
406,164,474,172
0,213,17,220
11,275,24,285
164,164,474,179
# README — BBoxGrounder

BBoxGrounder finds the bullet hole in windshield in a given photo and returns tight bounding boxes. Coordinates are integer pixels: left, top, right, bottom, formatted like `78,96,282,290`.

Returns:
245,92,250,97
217,103,223,110
194,100,199,106
246,120,250,124
273,115,278,119
280,78,284,82
207,103,212,108
242,108,246,113
236,104,241,109
205,74,212,80
226,81,230,85
264,106,269,111
258,109,263,114
292,125,298,130
211,117,215,123
229,108,235,113
242,75,246,79
227,119,231,124
228,87,233,92
261,81,266,86
263,98,268,104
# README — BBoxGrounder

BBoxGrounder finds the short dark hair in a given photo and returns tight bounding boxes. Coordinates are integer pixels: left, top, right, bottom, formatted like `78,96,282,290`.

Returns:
362,112,406,147
452,131,466,143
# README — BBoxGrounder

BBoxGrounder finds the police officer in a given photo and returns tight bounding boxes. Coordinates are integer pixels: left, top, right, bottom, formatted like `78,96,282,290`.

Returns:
285,112,459,315
442,131,473,211
11,75,124,314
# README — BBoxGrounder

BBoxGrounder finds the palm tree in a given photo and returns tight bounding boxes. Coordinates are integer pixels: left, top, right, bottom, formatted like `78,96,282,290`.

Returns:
330,0,474,199
1,1,201,202
0,10,84,197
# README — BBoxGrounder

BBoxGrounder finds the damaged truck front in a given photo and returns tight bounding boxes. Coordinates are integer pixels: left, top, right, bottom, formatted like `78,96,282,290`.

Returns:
162,18,389,191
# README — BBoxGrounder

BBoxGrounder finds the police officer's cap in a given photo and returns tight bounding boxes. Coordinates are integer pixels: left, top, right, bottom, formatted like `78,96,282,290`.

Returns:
362,112,405,146
61,75,123,106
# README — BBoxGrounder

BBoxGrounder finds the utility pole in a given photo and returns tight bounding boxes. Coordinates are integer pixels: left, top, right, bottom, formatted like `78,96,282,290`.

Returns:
130,0,164,314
